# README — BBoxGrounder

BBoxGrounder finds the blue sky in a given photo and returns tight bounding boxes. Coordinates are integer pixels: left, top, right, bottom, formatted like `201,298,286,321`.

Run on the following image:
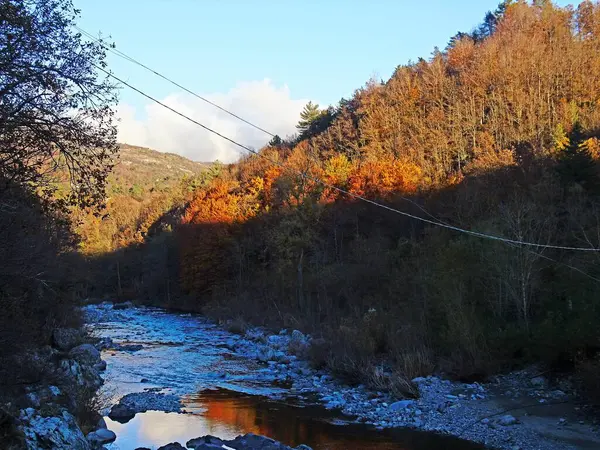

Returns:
74,0,581,161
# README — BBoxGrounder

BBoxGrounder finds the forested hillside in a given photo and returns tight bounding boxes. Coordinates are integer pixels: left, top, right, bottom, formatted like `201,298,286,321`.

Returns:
86,0,600,399
108,144,210,195
72,144,217,255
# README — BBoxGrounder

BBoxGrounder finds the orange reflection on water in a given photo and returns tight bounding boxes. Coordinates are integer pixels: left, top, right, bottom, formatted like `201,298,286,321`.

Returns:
200,394,265,436
184,390,484,450
105,389,485,450
106,409,243,449
193,392,383,449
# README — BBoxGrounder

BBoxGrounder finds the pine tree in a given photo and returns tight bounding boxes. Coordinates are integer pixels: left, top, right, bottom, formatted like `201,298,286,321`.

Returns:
558,122,600,192
268,135,283,147
296,101,322,134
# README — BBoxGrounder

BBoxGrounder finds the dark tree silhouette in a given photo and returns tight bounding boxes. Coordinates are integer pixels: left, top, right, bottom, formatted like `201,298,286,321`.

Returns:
0,0,118,209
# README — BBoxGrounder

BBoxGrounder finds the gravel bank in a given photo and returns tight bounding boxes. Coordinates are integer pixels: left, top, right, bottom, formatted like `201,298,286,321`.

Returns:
223,323,600,450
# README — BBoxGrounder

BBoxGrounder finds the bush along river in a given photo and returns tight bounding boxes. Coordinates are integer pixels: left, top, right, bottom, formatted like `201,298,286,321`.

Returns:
82,302,600,450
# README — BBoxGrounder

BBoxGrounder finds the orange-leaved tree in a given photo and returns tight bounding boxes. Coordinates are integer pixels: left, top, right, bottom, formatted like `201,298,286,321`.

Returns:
348,157,421,198
180,179,243,296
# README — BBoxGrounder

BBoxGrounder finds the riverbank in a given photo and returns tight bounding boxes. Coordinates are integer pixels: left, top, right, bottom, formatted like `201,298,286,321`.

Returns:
0,326,115,450
212,319,600,450
85,302,600,450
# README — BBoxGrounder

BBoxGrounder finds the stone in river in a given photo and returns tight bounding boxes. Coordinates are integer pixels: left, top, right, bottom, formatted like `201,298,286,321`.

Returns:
86,428,116,446
157,443,185,450
186,435,224,448
108,404,135,423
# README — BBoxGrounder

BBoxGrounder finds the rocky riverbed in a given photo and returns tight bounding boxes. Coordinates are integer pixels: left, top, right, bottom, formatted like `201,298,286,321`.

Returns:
83,302,600,450
131,433,313,450
13,328,111,449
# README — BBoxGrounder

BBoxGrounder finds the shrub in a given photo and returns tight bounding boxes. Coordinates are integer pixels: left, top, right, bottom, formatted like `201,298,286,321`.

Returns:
368,366,418,399
225,317,249,335
0,185,81,385
577,357,600,408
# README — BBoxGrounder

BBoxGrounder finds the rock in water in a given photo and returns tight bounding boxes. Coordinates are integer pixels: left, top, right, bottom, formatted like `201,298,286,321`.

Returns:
93,360,107,372
94,336,113,351
186,435,224,448
184,434,313,450
118,343,144,352
157,443,185,450
20,408,90,450
52,328,82,351
86,428,116,447
116,391,182,414
108,404,136,423
96,417,107,429
225,433,287,449
225,433,314,449
69,344,102,366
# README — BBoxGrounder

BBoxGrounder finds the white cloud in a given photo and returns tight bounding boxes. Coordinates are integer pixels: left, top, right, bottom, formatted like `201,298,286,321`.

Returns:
115,79,310,163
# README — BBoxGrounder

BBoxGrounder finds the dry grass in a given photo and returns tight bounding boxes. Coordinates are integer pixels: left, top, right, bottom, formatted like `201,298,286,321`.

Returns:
368,366,419,399
392,347,435,381
71,382,116,434
308,338,329,369
322,322,376,383
309,316,435,399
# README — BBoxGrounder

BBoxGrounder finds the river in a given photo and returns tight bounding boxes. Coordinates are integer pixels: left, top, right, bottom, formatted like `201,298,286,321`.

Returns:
84,303,484,450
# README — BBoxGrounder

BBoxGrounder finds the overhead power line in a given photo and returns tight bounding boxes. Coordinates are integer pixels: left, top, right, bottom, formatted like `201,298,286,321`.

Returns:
93,63,600,252
76,26,449,225
75,26,276,138
75,26,474,237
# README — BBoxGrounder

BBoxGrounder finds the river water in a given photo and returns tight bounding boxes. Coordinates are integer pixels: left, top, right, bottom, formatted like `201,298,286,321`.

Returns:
84,303,483,450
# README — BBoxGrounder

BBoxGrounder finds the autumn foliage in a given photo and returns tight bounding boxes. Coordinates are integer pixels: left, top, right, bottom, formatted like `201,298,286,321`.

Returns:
163,1,600,382
84,1,600,390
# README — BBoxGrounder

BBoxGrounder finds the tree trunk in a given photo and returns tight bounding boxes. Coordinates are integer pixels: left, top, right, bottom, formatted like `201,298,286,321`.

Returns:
297,249,304,312
117,260,123,299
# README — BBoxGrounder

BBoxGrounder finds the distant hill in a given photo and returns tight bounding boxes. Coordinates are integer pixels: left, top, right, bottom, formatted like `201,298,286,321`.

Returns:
73,144,221,254
108,144,211,194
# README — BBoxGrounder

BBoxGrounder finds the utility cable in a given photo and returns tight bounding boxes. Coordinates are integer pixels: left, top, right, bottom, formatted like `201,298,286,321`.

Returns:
93,63,600,252
76,26,276,138
76,26,449,226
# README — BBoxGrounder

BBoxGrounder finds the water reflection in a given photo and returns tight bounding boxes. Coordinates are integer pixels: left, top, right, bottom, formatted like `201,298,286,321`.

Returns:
106,389,484,450
106,410,241,449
